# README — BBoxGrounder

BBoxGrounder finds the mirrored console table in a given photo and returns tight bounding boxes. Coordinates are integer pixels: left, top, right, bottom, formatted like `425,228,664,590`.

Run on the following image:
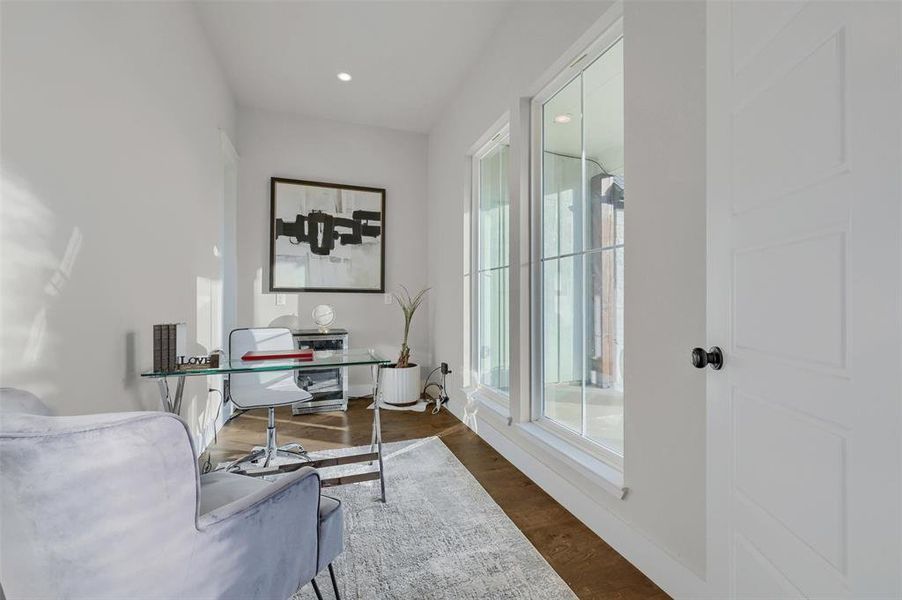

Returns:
291,328,349,414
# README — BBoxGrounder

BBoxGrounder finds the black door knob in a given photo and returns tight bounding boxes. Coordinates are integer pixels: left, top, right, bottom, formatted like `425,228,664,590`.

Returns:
691,346,723,370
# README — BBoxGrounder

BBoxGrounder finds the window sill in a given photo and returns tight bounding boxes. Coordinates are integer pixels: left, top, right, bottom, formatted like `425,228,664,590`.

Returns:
517,422,625,497
533,417,624,471
463,385,625,498
470,400,626,500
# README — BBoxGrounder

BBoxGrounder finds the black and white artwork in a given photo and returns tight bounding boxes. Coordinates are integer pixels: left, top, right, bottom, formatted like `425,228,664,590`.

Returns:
269,178,385,293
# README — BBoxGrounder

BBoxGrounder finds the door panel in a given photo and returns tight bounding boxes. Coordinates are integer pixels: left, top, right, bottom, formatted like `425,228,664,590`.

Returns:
733,230,846,367
733,534,807,600
731,30,846,212
733,391,846,570
707,1,901,597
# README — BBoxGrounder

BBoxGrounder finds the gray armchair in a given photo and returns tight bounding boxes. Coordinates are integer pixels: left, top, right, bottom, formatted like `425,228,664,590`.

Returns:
0,388,343,600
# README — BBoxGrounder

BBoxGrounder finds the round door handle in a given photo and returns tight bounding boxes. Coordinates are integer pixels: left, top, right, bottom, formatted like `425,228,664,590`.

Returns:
691,346,724,370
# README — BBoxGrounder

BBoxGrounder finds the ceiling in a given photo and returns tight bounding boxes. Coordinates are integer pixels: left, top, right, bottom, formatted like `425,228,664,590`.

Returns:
193,1,514,133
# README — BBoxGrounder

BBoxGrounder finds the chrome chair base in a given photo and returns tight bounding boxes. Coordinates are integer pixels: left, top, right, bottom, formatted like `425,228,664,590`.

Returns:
224,407,310,472
225,445,309,471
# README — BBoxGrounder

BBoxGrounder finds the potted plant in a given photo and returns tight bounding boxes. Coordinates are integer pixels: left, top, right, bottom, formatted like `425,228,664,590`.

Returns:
379,286,430,406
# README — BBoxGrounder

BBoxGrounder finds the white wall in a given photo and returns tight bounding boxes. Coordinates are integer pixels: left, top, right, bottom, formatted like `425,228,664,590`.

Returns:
0,1,236,445
426,1,708,595
236,107,429,390
622,0,707,579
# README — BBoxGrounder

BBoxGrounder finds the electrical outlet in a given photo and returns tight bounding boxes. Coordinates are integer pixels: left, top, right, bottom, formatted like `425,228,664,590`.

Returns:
384,293,392,305
276,294,286,306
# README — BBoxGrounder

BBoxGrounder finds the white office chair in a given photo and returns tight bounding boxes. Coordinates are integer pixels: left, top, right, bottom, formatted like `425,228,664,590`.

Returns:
227,327,314,469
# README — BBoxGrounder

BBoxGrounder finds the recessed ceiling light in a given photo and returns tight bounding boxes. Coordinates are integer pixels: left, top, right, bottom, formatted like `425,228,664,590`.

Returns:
553,114,573,124
337,72,352,82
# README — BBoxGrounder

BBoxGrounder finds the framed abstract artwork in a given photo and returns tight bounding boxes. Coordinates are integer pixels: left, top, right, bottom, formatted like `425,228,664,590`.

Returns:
269,177,386,293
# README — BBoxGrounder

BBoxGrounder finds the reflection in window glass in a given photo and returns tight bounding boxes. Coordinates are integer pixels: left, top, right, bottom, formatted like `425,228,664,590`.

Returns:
540,38,623,454
543,254,582,432
477,140,510,394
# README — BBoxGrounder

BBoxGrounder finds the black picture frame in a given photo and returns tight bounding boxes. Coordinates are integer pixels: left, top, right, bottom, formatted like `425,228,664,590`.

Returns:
269,177,386,293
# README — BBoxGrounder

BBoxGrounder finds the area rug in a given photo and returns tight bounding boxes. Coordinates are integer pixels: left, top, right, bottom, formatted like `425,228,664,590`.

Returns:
291,436,577,600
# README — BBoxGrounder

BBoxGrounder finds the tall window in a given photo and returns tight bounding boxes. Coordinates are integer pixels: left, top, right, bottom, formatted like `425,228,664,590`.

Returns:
472,127,510,399
537,37,624,456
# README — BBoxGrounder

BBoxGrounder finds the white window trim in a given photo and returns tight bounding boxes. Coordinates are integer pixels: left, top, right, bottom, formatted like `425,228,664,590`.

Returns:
459,4,628,498
466,117,511,414
528,17,625,470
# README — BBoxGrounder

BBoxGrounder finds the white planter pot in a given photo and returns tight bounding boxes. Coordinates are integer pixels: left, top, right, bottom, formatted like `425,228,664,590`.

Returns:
378,364,421,406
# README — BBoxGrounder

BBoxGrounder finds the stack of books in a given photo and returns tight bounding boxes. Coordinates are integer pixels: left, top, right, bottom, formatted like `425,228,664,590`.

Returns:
153,323,186,373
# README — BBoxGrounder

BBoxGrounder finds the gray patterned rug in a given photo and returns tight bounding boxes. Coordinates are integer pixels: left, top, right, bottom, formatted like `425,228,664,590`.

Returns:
291,436,577,600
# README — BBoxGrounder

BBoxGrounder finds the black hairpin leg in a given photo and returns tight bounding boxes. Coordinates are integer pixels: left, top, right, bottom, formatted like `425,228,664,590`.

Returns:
329,564,341,600
311,578,324,600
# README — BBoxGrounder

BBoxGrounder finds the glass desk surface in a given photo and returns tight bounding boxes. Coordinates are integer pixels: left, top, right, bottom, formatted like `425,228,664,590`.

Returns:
141,348,391,378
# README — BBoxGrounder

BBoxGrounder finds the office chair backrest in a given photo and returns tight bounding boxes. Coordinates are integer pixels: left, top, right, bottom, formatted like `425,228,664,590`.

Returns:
228,327,299,409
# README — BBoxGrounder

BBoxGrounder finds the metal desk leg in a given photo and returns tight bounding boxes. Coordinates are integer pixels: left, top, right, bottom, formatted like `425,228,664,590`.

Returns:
369,418,377,466
172,376,186,415
369,365,378,463
155,375,186,415
369,406,377,454
372,364,386,503
157,378,171,412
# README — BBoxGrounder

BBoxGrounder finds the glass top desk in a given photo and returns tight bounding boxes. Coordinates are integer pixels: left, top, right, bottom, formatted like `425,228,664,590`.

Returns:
141,349,393,501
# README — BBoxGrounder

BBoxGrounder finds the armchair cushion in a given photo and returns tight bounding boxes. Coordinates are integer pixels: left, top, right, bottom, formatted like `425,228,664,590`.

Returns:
199,471,272,515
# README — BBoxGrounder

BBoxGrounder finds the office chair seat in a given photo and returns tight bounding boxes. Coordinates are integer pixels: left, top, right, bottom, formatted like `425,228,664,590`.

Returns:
230,375,313,410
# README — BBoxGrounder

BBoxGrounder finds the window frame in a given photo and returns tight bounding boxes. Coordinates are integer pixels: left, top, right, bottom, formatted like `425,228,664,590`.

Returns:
468,121,512,409
529,21,625,470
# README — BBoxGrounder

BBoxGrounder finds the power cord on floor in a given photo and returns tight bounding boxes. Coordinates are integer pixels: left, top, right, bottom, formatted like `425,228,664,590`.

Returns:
422,363,451,414
201,388,224,474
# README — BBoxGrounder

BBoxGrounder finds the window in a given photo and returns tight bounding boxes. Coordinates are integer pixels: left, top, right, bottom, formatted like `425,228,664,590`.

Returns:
535,36,624,457
471,125,511,402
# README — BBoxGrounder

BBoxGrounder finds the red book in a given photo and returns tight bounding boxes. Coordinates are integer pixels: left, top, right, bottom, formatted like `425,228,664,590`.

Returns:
241,349,315,361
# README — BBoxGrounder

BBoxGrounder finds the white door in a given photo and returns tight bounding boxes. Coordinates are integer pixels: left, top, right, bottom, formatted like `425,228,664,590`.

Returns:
707,2,901,598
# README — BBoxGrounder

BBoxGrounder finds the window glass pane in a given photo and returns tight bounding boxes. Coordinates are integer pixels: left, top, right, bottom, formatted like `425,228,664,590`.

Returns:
542,76,582,259
479,148,499,270
478,266,509,392
585,248,623,452
539,35,623,457
543,254,583,432
479,144,508,270
585,39,624,252
590,171,624,249
476,137,509,397
499,144,509,264
615,191,624,247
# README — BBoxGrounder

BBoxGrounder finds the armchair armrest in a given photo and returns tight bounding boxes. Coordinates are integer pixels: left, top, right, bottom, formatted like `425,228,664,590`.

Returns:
188,467,323,599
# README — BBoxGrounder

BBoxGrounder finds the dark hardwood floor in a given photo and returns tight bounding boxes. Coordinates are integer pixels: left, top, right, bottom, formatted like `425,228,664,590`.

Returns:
207,398,670,600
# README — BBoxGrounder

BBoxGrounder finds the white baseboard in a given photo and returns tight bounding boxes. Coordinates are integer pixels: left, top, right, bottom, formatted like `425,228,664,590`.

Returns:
447,401,710,599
